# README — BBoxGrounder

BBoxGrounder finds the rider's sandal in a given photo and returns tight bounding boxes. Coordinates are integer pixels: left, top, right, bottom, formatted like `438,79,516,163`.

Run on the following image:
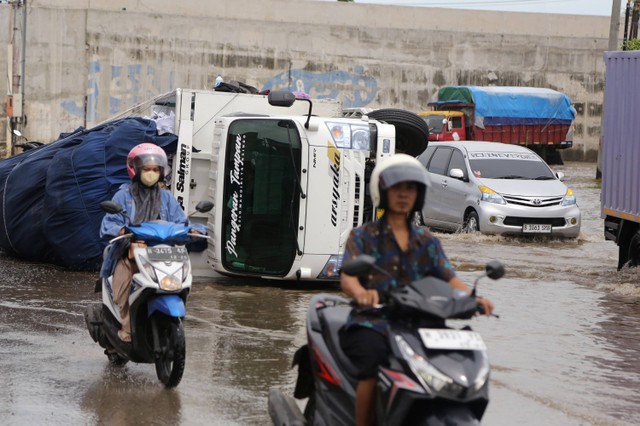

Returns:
118,329,132,343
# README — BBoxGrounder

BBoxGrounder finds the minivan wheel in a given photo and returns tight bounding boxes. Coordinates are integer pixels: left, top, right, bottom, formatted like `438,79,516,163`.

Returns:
464,211,480,233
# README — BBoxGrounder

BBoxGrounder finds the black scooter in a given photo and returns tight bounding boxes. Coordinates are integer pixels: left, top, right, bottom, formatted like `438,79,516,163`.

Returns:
268,255,504,425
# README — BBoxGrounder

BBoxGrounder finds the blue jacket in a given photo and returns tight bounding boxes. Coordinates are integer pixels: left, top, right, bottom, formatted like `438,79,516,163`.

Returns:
100,183,207,238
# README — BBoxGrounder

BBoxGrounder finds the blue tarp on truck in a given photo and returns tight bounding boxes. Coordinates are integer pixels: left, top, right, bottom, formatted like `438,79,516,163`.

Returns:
436,86,576,126
0,118,177,270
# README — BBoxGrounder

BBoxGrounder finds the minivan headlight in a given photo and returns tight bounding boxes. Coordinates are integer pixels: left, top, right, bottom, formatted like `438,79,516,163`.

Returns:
561,188,576,206
478,186,506,205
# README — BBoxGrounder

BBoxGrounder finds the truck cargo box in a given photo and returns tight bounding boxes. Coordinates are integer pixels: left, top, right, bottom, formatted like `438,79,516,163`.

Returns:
434,86,575,148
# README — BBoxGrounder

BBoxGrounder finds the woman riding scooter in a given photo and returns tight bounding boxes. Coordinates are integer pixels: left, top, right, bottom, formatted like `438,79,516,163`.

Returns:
100,143,206,342
339,153,495,426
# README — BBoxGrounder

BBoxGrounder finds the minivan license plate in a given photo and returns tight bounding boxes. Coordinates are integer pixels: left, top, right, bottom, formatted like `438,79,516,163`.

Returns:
418,329,486,350
522,224,552,233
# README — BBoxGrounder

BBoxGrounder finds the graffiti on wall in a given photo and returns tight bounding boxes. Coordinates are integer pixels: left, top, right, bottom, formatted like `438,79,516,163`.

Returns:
61,62,377,121
262,66,377,108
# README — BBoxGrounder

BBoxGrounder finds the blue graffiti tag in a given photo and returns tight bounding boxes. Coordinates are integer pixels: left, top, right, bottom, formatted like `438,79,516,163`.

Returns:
261,67,377,108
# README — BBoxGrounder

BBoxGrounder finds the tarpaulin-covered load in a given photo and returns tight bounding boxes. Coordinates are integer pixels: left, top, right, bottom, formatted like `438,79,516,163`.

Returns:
0,118,177,270
434,86,576,146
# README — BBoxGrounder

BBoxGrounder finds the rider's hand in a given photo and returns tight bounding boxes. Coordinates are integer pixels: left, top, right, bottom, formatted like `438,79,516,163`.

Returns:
355,289,379,308
477,297,494,317
118,227,126,236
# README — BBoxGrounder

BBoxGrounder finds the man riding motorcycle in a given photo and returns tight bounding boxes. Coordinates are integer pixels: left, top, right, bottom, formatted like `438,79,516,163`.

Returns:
339,153,495,426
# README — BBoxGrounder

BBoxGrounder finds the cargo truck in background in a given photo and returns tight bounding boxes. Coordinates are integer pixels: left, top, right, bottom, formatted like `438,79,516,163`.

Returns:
418,86,576,164
601,51,640,270
133,89,428,281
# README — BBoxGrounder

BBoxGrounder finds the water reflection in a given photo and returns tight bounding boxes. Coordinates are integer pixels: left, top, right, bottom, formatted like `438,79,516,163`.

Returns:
80,365,183,425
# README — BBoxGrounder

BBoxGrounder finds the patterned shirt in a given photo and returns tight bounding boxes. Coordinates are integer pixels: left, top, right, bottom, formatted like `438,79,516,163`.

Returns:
341,216,457,333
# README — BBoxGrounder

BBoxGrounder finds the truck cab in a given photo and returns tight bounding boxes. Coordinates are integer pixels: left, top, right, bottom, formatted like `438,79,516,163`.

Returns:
161,89,406,281
418,110,467,141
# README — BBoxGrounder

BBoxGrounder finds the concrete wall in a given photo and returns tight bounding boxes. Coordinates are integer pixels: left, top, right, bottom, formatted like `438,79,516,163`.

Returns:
0,0,615,161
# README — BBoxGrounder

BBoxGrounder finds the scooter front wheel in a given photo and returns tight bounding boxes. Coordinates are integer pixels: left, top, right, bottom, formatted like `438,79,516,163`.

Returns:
153,316,186,388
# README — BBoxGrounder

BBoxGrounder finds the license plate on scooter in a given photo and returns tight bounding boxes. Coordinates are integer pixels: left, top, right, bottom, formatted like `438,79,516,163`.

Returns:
418,329,486,351
146,246,189,262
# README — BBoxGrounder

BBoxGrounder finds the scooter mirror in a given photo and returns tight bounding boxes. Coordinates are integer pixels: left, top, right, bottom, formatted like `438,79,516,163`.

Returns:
195,200,214,213
485,260,505,280
341,254,377,276
100,200,124,214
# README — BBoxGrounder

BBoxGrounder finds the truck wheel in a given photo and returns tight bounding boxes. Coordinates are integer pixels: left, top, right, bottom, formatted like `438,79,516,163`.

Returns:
367,109,430,157
628,231,640,267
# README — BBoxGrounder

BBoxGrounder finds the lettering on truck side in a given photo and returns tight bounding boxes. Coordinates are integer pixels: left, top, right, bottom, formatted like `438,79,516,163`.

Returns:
176,143,190,209
329,149,341,227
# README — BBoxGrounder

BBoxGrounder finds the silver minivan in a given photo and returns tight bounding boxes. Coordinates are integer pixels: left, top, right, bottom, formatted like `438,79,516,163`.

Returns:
416,141,581,238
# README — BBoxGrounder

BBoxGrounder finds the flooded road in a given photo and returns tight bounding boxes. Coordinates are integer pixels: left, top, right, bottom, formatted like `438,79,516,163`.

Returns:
1,161,639,425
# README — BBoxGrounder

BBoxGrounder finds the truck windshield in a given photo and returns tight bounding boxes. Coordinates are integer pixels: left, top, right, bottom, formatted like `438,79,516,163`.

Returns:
221,119,301,276
423,115,446,133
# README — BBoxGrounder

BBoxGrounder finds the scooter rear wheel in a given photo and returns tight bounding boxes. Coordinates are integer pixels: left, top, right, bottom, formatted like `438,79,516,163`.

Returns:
154,317,186,388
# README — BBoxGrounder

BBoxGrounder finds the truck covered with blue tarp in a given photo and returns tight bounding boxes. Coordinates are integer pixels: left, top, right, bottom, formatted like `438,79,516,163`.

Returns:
420,85,576,163
0,118,177,270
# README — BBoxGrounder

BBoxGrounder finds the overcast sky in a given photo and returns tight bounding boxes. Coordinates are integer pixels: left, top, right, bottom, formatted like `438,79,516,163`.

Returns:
318,0,616,16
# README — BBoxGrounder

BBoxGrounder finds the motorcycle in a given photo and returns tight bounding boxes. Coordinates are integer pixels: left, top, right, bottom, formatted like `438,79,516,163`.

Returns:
84,199,213,388
268,255,504,425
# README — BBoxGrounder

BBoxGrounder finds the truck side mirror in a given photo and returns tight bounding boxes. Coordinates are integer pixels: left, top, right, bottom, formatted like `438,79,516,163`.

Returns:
268,91,296,107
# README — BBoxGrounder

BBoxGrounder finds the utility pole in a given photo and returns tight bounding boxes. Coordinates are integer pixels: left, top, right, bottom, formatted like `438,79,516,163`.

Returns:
610,0,622,51
598,0,623,179
5,0,26,158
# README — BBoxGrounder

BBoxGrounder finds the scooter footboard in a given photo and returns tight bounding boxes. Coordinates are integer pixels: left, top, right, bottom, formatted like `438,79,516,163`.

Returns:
148,295,186,317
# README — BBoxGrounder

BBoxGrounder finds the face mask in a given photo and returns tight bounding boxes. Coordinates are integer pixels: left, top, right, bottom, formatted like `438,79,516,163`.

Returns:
140,170,160,187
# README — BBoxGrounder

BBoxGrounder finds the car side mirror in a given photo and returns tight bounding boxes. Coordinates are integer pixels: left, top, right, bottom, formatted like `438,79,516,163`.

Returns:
555,171,565,181
449,168,466,181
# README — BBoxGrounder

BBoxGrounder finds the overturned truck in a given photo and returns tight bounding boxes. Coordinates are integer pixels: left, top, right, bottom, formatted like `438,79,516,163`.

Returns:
0,89,428,281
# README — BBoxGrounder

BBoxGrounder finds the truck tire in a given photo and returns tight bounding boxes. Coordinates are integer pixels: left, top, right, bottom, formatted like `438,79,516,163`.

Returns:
628,231,640,268
367,109,430,157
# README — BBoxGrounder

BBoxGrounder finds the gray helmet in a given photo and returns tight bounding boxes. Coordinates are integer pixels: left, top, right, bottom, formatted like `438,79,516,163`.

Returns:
369,153,428,212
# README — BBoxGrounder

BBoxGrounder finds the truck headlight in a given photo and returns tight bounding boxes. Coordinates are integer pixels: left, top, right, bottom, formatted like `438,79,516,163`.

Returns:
317,255,343,280
326,122,370,150
479,185,506,205
561,188,576,206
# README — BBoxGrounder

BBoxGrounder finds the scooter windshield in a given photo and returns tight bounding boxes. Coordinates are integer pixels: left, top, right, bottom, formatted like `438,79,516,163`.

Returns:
128,221,191,245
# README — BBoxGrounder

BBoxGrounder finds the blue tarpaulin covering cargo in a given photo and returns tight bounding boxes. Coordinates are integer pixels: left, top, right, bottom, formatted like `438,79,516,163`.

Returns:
0,118,177,270
437,86,576,127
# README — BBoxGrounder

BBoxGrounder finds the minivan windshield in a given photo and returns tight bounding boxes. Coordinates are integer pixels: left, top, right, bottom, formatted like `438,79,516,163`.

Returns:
468,152,555,180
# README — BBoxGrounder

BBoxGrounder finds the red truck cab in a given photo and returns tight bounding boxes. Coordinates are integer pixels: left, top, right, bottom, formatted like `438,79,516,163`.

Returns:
418,110,467,141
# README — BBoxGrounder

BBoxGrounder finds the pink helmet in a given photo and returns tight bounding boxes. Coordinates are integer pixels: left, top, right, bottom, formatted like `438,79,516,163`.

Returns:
126,143,168,180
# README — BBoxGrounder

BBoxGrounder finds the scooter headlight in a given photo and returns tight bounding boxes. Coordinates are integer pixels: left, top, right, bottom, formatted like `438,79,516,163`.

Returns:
395,336,465,398
159,275,182,291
